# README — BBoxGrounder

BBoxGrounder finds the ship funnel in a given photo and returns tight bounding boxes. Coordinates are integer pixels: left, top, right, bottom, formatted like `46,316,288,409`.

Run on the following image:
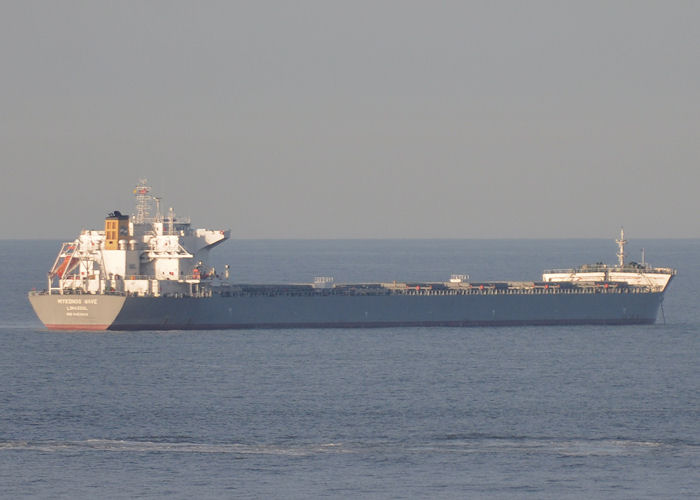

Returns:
105,211,130,250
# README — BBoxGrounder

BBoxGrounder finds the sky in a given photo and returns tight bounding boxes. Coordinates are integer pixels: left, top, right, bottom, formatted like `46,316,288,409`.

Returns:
1,0,699,239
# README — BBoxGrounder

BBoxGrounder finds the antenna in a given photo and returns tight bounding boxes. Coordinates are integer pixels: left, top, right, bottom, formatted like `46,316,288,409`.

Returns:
168,207,174,235
153,196,162,222
616,227,626,267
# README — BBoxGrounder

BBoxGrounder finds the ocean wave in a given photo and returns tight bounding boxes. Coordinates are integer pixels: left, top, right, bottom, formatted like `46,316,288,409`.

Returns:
2,436,697,458
424,434,698,457
0,439,346,456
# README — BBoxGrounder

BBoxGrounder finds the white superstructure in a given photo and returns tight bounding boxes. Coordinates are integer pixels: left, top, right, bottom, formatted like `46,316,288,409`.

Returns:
47,180,230,297
542,229,675,291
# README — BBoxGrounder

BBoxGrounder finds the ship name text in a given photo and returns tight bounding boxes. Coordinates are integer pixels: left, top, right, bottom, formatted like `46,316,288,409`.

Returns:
57,298,98,305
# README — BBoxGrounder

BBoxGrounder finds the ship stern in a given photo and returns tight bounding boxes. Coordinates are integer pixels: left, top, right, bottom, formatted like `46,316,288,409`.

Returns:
28,292,127,331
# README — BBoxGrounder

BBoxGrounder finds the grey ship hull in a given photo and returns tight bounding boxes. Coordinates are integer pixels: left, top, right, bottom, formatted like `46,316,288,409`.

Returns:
30,290,665,331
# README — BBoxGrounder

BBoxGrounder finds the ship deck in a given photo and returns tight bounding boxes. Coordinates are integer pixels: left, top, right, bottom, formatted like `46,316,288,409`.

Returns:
218,281,653,298
31,280,657,300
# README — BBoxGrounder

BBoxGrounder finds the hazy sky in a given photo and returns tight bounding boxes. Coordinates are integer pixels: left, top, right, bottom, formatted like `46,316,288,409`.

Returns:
2,1,699,239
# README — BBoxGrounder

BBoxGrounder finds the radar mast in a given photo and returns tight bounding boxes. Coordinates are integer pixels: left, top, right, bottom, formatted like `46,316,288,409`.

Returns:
134,179,152,224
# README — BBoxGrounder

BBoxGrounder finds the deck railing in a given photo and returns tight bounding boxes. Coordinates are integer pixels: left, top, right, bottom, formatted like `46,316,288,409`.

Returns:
543,266,675,275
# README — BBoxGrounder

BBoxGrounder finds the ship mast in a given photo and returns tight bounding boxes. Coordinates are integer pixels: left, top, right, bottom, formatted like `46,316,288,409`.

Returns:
616,227,626,267
134,179,152,224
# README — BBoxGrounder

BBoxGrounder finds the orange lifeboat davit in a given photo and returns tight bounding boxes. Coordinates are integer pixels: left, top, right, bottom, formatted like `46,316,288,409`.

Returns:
54,256,79,278
50,244,80,278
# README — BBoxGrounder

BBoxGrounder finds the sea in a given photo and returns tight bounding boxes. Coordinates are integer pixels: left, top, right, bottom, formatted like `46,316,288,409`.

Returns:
1,239,698,499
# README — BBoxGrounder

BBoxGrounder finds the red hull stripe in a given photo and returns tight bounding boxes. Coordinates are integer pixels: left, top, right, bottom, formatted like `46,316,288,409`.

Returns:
108,318,655,330
46,324,110,331
43,319,654,331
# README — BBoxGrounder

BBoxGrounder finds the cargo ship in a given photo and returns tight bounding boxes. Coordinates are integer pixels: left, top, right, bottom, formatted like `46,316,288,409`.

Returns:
29,181,676,330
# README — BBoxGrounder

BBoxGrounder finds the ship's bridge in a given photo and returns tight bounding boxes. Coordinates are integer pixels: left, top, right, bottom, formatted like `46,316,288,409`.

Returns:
44,180,231,297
